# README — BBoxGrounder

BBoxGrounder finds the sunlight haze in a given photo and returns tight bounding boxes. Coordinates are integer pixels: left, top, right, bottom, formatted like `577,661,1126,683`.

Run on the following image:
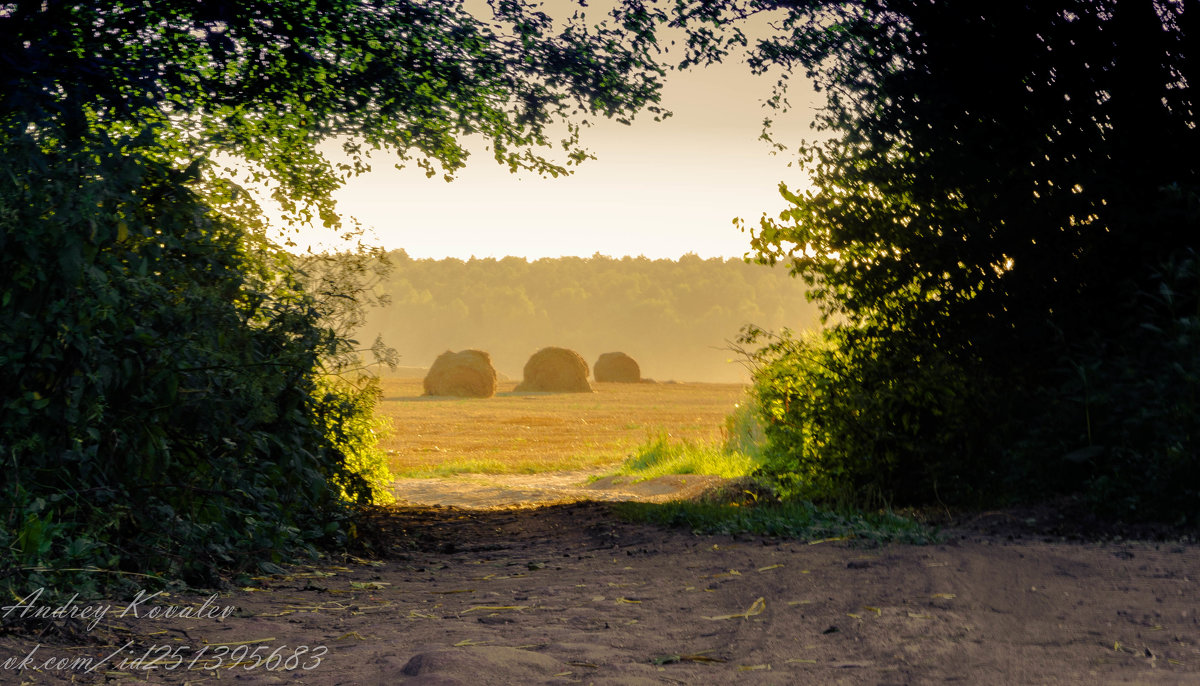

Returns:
288,51,821,259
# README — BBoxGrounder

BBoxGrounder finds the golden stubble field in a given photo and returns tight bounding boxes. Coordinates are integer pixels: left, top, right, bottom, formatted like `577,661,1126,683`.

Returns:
376,378,748,475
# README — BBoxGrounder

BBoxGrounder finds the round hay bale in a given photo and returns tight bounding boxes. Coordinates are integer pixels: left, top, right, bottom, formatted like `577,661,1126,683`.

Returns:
515,347,593,393
423,350,498,398
593,352,641,383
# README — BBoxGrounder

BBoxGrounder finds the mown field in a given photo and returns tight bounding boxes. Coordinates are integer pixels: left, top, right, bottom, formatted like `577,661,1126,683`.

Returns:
376,378,748,476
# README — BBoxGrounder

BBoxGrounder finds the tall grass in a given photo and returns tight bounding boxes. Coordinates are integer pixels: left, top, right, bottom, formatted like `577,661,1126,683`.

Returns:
611,393,937,544
608,392,768,481
610,433,762,480
722,397,766,459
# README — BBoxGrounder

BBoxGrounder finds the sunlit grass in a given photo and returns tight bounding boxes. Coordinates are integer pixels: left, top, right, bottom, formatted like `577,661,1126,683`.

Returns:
605,391,767,482
608,432,762,481
608,398,934,543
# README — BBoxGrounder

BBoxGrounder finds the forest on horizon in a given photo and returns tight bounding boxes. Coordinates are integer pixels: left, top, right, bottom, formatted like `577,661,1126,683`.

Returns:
358,250,821,383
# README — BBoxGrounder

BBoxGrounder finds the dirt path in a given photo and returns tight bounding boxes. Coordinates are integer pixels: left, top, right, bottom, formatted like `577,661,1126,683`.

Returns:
4,492,1199,684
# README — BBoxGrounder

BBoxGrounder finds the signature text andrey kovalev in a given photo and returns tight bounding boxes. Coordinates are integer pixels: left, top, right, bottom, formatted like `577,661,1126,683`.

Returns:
1,587,236,632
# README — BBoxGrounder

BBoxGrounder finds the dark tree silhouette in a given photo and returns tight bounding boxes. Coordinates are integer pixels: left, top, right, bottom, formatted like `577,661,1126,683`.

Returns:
671,1,1200,509
0,0,671,591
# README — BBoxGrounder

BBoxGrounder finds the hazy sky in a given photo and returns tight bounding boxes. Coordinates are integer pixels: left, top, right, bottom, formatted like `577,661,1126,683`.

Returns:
283,12,821,260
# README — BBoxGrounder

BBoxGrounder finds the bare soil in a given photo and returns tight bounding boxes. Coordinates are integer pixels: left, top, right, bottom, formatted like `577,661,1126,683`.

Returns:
5,479,1200,685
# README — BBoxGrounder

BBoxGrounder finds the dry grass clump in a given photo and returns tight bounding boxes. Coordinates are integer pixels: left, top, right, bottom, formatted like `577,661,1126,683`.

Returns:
594,352,641,383
423,349,498,398
515,347,593,393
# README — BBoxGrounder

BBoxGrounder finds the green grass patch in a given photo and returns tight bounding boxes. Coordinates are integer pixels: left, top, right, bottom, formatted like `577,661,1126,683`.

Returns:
608,432,762,482
722,398,765,460
613,499,937,545
607,391,934,543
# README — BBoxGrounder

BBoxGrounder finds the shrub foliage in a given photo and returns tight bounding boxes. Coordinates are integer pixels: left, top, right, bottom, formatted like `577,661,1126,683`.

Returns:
0,0,669,594
672,1,1200,515
0,137,374,591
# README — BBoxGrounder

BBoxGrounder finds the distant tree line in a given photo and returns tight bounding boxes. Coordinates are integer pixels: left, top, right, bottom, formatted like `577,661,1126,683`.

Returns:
358,251,820,383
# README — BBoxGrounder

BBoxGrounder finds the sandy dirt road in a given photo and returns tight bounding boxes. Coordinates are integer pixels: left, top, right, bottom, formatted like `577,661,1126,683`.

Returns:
4,488,1198,685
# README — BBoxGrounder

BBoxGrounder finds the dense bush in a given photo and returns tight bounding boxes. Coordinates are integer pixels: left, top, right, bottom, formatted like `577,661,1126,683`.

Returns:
316,376,397,507
746,249,1200,517
743,327,997,507
1022,250,1200,521
0,136,390,595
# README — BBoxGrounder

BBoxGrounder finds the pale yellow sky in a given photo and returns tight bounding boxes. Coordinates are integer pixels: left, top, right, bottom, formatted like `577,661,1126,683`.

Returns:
282,8,821,259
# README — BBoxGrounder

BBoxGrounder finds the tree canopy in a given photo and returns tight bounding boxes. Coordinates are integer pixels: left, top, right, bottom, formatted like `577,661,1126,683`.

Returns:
678,1,1200,511
665,0,1196,344
739,1,1196,349
1,0,671,224
0,0,673,592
